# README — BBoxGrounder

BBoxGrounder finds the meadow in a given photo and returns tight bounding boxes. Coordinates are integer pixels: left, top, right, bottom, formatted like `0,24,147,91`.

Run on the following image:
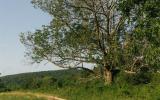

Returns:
0,69,160,100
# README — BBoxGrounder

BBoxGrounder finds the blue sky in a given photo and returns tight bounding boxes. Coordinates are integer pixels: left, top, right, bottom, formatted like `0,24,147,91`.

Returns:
0,0,59,76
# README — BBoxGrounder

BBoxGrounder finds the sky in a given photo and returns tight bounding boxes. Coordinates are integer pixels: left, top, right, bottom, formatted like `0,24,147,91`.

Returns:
0,0,60,76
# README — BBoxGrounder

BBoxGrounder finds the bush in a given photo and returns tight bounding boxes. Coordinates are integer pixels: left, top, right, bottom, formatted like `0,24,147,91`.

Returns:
125,68,152,85
30,78,42,89
56,80,64,88
41,76,57,87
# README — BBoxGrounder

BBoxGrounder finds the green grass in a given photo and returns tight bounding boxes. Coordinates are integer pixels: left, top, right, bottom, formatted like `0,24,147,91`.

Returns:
0,94,46,100
30,82,160,100
19,73,159,100
0,69,160,100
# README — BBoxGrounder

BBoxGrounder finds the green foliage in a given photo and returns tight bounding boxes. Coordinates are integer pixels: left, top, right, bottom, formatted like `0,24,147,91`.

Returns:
0,69,160,100
20,1,160,82
0,79,10,92
1,69,82,90
34,72,160,100
125,72,151,85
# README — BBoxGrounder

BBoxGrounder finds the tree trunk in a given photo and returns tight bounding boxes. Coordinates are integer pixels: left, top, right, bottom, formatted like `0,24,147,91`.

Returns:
103,67,112,85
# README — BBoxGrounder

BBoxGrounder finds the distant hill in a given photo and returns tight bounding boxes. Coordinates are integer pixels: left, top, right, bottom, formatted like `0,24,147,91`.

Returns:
1,69,79,80
0,69,85,90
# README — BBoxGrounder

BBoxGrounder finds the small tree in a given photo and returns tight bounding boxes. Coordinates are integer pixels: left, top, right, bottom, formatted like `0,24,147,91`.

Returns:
20,0,160,84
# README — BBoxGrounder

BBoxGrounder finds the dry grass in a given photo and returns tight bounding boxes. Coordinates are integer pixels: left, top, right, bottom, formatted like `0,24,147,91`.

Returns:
0,91,65,100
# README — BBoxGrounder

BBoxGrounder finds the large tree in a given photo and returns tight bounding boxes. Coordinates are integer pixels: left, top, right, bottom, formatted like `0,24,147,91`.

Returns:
20,0,160,84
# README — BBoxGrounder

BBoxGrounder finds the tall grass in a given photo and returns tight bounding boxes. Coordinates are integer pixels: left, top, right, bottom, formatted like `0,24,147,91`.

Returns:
29,73,160,100
1,69,160,100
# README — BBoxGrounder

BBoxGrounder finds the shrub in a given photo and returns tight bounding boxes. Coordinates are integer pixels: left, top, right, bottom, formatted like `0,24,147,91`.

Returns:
41,76,57,87
125,68,152,85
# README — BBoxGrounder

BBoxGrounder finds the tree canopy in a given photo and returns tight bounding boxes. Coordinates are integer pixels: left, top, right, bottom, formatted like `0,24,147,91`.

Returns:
20,0,160,84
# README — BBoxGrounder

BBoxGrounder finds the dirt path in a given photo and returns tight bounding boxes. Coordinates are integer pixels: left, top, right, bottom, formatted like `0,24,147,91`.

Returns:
0,91,65,100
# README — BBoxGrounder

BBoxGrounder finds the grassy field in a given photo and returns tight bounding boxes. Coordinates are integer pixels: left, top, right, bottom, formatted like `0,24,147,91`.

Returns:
0,91,65,100
30,78,160,100
0,93,46,100
0,96,44,100
0,69,160,100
